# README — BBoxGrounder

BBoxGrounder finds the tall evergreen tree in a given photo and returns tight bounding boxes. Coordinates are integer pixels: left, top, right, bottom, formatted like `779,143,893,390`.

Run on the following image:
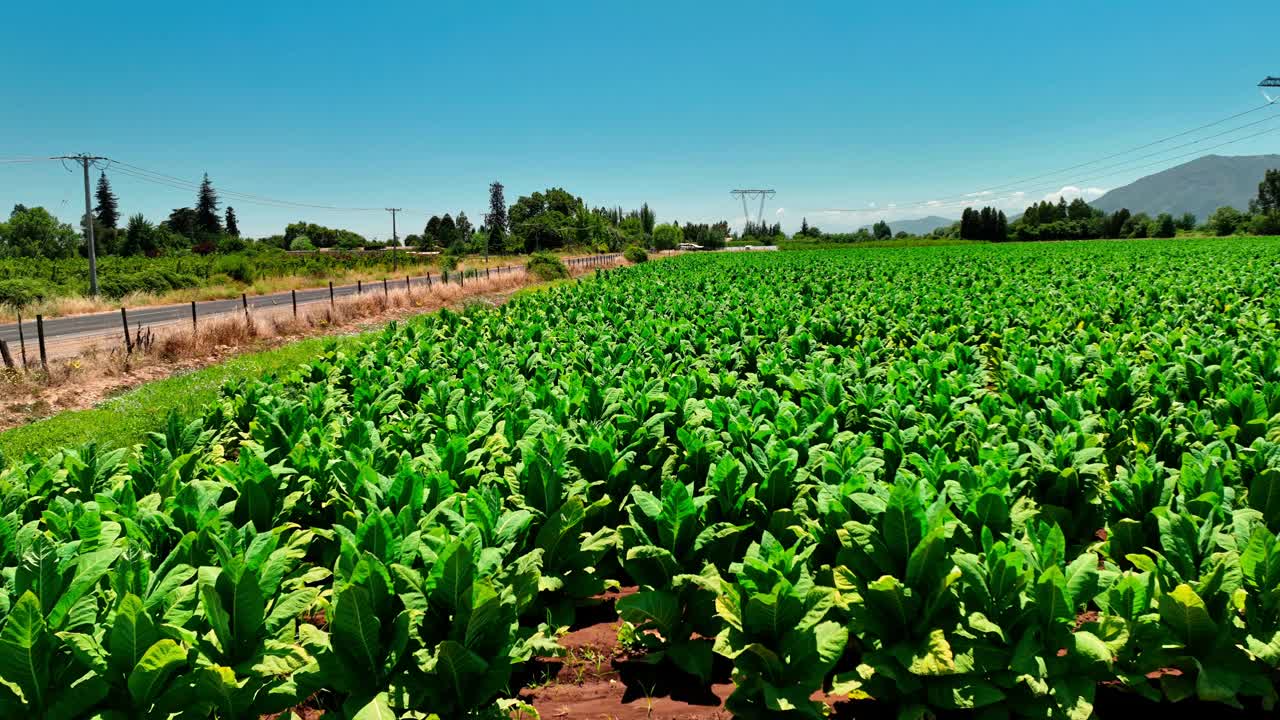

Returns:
422,215,442,249
456,211,473,240
224,206,240,236
440,213,458,249
487,181,508,249
195,173,221,234
639,203,656,235
94,171,119,229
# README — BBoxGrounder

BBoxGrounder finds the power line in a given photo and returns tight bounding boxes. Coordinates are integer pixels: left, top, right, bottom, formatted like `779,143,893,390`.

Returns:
964,101,1279,197
819,104,1280,215
109,160,397,212
820,122,1280,220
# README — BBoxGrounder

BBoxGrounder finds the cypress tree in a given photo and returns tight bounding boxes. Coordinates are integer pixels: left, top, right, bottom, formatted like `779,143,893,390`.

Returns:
94,171,119,229
487,181,508,249
195,173,221,234
225,206,240,237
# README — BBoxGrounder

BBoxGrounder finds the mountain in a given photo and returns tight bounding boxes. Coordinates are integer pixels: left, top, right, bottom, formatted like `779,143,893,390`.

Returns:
1091,154,1280,221
859,215,955,236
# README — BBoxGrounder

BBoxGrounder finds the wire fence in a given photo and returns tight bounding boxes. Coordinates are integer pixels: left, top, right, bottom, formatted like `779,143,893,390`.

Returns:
0,253,623,369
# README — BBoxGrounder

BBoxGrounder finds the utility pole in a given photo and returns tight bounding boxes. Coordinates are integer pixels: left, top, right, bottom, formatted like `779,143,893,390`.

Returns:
53,154,108,296
386,208,402,246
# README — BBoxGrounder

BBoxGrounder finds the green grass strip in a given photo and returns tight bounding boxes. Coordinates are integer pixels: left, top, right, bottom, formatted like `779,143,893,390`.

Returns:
0,333,366,460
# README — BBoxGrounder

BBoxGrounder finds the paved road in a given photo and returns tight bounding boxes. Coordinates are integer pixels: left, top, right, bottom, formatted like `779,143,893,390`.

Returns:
0,254,621,350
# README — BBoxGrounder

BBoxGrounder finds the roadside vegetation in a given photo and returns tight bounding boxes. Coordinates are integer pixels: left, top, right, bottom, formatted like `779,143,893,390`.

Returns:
0,176,732,319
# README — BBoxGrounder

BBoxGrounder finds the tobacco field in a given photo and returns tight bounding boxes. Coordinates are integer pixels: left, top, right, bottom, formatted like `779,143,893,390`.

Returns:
2,238,1280,719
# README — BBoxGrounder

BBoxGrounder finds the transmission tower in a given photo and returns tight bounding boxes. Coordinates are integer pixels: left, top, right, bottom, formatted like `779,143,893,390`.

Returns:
1262,77,1280,104
730,189,776,229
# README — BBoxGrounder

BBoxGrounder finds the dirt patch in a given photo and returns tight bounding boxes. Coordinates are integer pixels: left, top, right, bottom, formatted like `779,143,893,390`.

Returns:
517,585,867,720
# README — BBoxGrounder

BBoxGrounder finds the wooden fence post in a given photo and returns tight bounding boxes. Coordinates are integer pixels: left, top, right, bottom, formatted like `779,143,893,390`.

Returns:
292,290,298,318
36,314,47,369
329,281,335,306
17,311,27,368
121,307,133,353
191,301,197,331
0,339,13,369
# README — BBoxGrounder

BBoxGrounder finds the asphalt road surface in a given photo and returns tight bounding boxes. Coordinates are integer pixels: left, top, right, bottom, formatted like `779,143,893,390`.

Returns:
0,254,621,351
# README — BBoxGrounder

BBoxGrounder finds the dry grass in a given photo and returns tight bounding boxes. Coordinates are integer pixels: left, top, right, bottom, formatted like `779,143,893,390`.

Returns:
0,258,624,427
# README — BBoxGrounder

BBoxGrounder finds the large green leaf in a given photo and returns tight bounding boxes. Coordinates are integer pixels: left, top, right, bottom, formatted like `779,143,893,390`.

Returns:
0,592,49,711
1157,584,1217,652
108,593,158,682
49,547,121,630
332,585,382,680
617,590,681,640
126,638,187,705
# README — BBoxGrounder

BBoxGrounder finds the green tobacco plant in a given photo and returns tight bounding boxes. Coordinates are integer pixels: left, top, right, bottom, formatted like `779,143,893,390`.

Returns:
715,533,847,719
616,478,745,682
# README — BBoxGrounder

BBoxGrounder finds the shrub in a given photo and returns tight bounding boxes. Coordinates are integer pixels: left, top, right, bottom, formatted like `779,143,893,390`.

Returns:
0,278,47,308
217,235,248,253
289,236,316,252
526,251,569,281
212,254,257,284
1248,212,1280,236
624,246,648,263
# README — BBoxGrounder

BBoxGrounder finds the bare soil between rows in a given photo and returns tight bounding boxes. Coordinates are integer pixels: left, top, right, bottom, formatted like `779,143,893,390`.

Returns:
516,588,1270,720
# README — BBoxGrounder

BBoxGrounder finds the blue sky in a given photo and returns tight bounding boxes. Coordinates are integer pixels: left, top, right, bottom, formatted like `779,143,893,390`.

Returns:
2,0,1279,238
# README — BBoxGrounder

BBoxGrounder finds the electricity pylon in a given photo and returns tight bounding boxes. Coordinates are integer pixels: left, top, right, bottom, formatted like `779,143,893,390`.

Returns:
730,189,776,229
1262,77,1280,103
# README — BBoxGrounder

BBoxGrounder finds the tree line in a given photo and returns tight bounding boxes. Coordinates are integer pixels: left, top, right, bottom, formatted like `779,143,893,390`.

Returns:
0,174,736,260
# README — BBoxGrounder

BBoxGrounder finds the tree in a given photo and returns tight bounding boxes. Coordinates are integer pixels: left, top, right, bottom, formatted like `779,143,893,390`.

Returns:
1122,212,1152,239
1207,206,1245,236
639,203,656,236
225,206,240,236
195,174,221,235
652,223,683,250
0,205,79,258
439,213,459,250
1153,213,1176,238
455,211,473,240
1103,208,1131,239
1176,212,1197,231
94,171,119,229
289,235,316,251
871,220,892,240
487,181,508,251
1250,168,1280,215
164,207,198,240
120,213,158,256
422,216,442,249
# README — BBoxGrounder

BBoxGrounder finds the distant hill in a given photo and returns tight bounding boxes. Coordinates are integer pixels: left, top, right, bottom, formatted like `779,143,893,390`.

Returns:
860,215,955,236
1091,154,1280,221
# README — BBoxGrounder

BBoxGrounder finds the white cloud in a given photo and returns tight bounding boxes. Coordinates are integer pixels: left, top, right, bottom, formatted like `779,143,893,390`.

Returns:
775,207,786,216
1042,185,1107,203
926,200,942,206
